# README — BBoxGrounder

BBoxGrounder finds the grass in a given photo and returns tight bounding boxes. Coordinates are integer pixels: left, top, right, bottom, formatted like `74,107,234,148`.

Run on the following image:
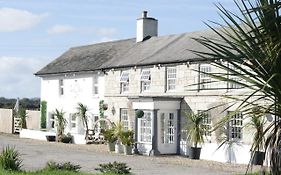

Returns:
0,169,118,175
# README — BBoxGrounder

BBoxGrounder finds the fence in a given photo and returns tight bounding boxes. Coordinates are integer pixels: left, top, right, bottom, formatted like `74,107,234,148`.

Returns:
0,108,13,133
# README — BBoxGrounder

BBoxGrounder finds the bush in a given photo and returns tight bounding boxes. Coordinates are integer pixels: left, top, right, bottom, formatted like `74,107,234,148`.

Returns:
0,146,22,171
61,133,73,143
44,161,81,172
95,161,131,174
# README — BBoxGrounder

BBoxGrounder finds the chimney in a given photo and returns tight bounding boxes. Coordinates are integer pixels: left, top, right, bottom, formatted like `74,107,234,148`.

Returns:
136,11,158,42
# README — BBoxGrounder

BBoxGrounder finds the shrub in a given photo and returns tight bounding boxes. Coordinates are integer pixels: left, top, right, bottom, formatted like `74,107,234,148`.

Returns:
0,146,22,171
95,161,131,174
44,161,81,172
61,133,73,143
40,101,47,129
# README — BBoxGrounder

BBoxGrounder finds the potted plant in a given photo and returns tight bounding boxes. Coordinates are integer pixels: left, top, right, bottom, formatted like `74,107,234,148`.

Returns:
135,109,144,118
54,109,67,142
103,127,117,152
185,112,206,160
247,109,266,165
120,130,134,155
113,122,124,154
61,133,73,143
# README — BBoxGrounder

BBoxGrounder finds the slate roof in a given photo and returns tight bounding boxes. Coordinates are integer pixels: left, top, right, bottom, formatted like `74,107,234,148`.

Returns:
35,28,217,76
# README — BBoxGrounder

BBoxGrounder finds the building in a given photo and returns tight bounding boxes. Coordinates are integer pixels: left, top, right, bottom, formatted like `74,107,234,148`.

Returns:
35,11,256,163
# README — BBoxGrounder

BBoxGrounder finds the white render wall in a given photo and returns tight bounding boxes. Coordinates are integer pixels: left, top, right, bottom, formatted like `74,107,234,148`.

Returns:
41,73,104,138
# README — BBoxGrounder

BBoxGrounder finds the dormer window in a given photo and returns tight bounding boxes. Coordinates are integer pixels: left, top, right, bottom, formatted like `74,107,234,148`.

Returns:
140,69,151,92
120,71,129,93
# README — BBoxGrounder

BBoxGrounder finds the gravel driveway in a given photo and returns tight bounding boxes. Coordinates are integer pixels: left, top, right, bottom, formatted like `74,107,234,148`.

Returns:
0,133,253,175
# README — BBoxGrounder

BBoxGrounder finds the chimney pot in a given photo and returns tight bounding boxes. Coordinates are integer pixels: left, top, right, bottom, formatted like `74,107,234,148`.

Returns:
136,11,158,42
142,11,148,18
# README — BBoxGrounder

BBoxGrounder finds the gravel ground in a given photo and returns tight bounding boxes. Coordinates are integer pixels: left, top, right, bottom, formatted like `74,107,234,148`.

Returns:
0,133,259,175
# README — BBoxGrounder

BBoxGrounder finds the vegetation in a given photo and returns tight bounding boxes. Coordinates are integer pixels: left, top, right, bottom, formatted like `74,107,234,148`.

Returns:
40,101,47,129
18,108,27,129
113,122,124,142
0,169,94,175
61,133,73,143
95,161,131,174
43,161,81,172
54,109,67,142
76,103,89,140
192,0,281,173
103,128,117,143
185,112,206,148
0,97,40,110
0,146,22,171
120,130,134,146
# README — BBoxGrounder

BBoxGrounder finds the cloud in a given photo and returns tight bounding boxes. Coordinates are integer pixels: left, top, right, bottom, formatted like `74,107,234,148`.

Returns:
47,24,76,34
91,37,116,44
0,56,51,98
0,8,47,32
95,27,117,36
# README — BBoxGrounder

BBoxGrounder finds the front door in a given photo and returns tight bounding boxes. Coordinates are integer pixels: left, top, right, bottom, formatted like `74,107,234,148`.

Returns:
158,111,177,154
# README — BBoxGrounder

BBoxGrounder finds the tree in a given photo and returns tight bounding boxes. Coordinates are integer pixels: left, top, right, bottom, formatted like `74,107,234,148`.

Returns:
76,103,89,140
192,0,281,173
54,109,67,142
18,108,27,129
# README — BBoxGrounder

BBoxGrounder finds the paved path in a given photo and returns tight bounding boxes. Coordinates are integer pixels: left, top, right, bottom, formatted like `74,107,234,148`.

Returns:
0,133,250,175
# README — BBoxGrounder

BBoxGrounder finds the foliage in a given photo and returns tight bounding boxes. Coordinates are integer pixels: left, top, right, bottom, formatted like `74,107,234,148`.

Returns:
61,133,73,143
103,128,117,143
76,103,89,138
192,0,281,173
120,130,134,146
0,97,40,110
43,161,81,173
113,122,124,142
99,100,105,118
185,112,206,148
135,110,144,118
0,169,95,175
54,109,67,142
40,101,47,129
18,108,27,129
95,161,131,174
0,146,22,171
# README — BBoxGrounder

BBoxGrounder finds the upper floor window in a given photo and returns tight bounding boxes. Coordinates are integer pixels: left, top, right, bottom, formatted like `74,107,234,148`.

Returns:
120,71,129,93
93,76,99,95
120,109,129,131
199,65,212,90
228,64,243,89
59,79,64,96
140,69,151,92
198,110,212,137
166,67,176,91
228,112,243,140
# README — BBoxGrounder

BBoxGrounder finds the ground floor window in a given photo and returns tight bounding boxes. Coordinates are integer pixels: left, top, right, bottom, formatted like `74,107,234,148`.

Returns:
198,110,212,137
120,109,129,131
49,113,55,129
160,112,175,144
139,111,152,143
69,113,77,131
228,112,243,140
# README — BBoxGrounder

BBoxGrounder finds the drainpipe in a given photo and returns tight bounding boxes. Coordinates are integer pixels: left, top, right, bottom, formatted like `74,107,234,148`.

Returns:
133,112,139,154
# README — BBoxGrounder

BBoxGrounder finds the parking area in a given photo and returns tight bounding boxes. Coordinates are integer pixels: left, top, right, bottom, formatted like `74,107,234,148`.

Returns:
0,133,250,175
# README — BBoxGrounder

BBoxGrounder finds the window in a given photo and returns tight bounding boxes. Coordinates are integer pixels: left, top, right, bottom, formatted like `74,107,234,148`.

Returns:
120,71,129,93
93,76,99,95
228,112,243,140
139,112,152,142
199,65,212,90
49,113,55,129
198,110,212,136
120,109,129,131
59,79,64,95
166,67,176,91
70,113,77,131
228,64,243,89
140,69,151,92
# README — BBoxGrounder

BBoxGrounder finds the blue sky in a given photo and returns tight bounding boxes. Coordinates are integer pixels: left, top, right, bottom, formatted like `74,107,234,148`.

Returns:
0,0,237,98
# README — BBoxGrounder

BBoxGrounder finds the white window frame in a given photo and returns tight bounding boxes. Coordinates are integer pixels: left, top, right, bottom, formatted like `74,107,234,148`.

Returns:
70,113,77,132
199,65,212,90
59,79,64,96
228,64,243,89
139,111,152,143
228,112,243,141
93,76,99,95
166,67,177,91
49,113,55,130
120,109,129,131
120,71,129,93
140,69,151,92
198,110,212,137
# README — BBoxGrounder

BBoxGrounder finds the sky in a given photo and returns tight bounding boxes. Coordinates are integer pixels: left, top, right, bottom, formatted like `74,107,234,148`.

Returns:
0,0,237,98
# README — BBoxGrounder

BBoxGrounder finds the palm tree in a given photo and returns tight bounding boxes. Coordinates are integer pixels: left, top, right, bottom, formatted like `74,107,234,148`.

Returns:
54,109,67,142
192,0,281,173
76,103,89,140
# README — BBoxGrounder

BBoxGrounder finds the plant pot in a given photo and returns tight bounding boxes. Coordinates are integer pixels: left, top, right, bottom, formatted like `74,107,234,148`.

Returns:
61,136,72,143
46,135,56,142
252,151,265,165
107,142,116,152
189,147,201,160
115,142,124,154
123,145,132,155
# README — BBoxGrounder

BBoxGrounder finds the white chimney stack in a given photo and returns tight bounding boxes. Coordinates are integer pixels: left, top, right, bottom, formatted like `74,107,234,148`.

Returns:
136,11,158,42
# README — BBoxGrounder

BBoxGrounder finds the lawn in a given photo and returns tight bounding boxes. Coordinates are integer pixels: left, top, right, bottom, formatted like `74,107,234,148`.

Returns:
0,169,118,175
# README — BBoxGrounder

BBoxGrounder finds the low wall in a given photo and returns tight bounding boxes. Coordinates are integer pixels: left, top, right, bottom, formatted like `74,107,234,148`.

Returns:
26,110,40,130
0,108,13,133
20,129,56,141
